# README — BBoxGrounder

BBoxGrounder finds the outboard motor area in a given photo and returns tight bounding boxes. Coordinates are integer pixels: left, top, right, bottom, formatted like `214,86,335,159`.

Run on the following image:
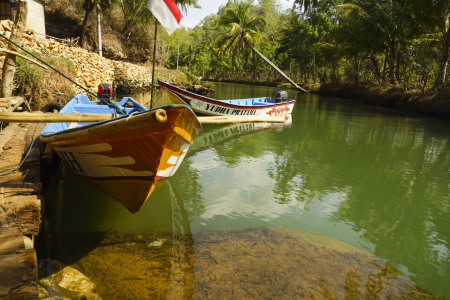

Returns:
275,91,288,103
97,83,113,102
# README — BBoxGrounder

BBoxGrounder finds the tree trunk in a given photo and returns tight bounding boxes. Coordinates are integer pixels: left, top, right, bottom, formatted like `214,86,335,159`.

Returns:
369,54,382,83
435,22,450,87
80,8,92,48
121,19,135,37
244,40,308,93
1,1,27,98
387,40,400,84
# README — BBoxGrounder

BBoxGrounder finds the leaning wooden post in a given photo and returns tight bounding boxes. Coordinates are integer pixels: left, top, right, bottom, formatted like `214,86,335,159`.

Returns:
1,0,27,98
244,39,308,93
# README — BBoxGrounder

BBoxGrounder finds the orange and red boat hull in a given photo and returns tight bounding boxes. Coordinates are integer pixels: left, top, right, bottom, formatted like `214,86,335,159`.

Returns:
41,105,202,213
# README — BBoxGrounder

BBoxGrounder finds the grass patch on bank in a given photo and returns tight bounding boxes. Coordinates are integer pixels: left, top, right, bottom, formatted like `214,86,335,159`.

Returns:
14,53,76,110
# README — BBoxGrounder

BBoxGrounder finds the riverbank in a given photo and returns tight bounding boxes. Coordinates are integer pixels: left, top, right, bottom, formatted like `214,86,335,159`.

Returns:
0,21,191,110
315,83,450,118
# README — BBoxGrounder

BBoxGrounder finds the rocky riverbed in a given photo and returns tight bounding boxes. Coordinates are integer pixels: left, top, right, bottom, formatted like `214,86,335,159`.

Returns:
38,227,439,299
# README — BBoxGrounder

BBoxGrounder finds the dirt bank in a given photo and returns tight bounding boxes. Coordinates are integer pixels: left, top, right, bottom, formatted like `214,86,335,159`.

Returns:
18,31,189,93
0,21,190,108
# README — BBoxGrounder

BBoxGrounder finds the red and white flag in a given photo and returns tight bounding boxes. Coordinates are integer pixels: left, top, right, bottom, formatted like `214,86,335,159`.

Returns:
147,0,183,35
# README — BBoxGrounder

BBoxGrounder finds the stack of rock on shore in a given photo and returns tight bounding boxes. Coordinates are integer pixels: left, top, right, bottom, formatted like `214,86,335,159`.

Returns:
0,19,158,94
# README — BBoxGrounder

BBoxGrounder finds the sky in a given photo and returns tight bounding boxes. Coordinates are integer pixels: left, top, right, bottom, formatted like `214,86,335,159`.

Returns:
179,0,296,28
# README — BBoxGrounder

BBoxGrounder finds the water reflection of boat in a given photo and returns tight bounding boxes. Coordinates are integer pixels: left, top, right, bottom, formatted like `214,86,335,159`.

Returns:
159,80,295,116
40,168,195,299
192,115,292,151
40,94,202,213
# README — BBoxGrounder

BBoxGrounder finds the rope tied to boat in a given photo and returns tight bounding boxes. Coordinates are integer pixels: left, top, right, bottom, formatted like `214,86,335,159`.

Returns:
0,133,43,176
0,33,128,117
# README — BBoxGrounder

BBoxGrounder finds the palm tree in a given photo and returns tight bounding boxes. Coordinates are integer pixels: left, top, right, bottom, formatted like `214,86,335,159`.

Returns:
335,0,422,85
294,0,327,83
217,0,307,92
294,0,319,12
414,0,450,87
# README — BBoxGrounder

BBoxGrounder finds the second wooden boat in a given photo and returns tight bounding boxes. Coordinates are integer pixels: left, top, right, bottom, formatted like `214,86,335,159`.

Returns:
159,80,296,117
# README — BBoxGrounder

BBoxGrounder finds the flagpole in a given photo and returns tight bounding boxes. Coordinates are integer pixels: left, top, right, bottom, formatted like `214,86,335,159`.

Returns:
150,18,158,109
147,0,183,108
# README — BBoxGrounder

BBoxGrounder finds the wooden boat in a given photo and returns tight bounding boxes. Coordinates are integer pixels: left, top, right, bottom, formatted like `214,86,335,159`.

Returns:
40,95,202,213
159,80,296,117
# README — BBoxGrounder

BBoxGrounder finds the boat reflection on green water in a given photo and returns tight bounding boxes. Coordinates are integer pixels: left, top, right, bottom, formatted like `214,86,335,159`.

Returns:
191,115,292,152
39,170,194,299
38,83,449,299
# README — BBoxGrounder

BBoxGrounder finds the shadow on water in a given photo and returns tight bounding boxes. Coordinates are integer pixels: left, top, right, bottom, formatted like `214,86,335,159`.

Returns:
38,166,195,299
37,166,439,299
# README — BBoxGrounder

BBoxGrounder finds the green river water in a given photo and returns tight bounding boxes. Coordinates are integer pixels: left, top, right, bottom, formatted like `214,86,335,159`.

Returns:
38,83,450,299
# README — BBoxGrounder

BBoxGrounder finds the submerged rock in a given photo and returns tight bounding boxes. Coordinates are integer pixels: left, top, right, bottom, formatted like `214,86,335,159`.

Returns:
38,259,100,299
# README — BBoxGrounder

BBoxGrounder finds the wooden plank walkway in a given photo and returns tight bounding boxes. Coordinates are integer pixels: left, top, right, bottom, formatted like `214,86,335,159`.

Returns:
0,97,44,299
0,227,38,299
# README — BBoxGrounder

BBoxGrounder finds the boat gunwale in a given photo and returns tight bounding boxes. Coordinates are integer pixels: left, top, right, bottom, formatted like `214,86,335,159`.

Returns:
159,80,296,110
40,103,201,141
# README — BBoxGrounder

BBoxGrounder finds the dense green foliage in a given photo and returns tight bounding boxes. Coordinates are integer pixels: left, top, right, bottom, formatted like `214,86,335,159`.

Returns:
166,0,450,90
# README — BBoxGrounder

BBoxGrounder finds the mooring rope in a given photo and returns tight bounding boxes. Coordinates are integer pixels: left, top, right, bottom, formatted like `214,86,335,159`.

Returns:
0,133,43,176
146,92,164,108
0,33,128,116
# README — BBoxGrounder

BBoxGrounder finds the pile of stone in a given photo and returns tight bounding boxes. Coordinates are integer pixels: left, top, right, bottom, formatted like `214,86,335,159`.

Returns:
0,20,13,38
0,20,155,94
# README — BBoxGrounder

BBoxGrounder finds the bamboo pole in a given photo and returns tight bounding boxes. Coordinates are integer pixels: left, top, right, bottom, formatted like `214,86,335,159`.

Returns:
0,112,287,124
0,48,49,69
0,34,127,115
0,112,116,123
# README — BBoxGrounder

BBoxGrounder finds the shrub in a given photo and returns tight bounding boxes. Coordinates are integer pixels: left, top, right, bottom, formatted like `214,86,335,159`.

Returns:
14,53,76,110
